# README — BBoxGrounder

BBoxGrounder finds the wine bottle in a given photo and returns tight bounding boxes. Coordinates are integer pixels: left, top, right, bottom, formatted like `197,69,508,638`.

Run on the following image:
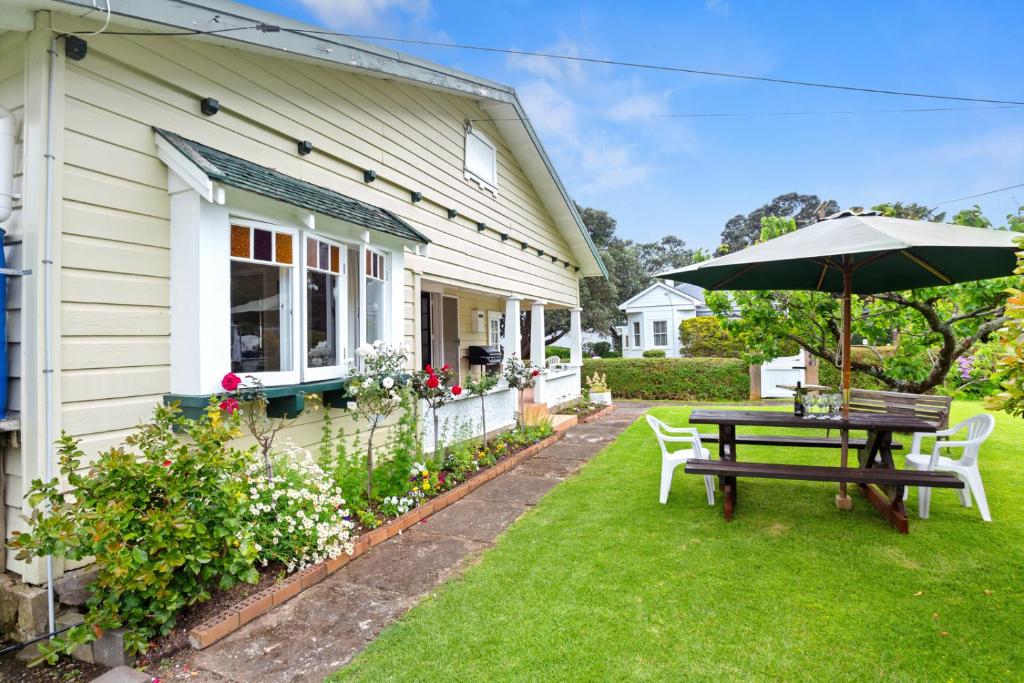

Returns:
793,381,805,417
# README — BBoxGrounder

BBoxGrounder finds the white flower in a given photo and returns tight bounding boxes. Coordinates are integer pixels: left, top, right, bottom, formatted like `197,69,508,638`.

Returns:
382,376,395,389
357,343,373,356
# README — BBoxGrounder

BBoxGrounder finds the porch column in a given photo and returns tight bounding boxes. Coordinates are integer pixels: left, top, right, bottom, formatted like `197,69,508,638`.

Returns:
503,295,522,365
530,300,546,366
569,307,583,366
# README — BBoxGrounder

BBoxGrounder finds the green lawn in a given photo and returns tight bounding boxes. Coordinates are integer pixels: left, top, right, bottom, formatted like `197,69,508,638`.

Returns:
331,402,1024,682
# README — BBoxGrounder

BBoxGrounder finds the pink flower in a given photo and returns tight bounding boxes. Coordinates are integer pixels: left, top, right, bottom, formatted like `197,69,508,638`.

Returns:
531,369,540,377
426,374,440,389
451,385,462,396
221,372,242,391
219,398,239,414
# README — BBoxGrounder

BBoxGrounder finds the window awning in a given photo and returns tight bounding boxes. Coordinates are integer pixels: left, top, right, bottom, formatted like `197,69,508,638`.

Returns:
154,128,430,245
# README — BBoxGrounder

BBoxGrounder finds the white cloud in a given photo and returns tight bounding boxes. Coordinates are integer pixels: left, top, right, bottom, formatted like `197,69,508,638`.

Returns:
298,0,430,31
607,92,669,121
705,0,730,17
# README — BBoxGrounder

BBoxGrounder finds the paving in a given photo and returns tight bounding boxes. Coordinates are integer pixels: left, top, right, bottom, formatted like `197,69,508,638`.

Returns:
144,403,649,683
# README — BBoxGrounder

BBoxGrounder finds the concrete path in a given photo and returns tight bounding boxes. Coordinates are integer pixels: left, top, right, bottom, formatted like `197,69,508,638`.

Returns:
150,404,649,683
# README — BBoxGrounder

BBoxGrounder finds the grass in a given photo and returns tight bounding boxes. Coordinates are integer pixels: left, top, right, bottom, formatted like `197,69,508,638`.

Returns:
330,402,1024,681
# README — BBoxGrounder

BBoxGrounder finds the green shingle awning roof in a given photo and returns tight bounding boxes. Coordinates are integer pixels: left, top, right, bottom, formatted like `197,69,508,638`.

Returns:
154,128,429,244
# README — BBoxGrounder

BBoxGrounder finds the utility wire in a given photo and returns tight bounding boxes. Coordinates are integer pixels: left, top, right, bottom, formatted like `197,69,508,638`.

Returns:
97,22,1023,106
931,182,1024,207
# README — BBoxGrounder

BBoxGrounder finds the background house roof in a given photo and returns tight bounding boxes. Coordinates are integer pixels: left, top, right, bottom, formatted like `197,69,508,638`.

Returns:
156,128,430,244
11,0,606,276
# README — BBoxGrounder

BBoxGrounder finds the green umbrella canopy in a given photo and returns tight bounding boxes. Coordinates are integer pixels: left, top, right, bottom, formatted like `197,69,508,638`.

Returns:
658,213,1018,294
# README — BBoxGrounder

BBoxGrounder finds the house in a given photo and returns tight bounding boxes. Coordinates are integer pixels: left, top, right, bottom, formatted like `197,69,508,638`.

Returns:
0,0,605,584
618,281,713,358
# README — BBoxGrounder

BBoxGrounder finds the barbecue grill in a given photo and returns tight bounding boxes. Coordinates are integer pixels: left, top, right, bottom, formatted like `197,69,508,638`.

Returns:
466,345,503,368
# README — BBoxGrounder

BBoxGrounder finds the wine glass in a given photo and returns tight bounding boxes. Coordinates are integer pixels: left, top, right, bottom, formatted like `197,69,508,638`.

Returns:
806,393,820,419
831,393,843,419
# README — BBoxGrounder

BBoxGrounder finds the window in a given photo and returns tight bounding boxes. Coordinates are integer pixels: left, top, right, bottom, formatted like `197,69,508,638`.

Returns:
230,224,295,375
633,321,641,348
488,311,503,347
365,249,387,345
464,127,497,193
304,235,343,376
653,320,669,347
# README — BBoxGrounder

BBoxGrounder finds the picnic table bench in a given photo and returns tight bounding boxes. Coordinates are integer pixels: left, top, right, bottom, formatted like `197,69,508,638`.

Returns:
685,407,963,533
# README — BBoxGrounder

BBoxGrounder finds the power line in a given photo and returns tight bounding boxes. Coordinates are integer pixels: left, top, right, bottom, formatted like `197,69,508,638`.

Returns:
932,183,1024,207
98,23,1024,106
296,30,1024,106
471,104,1023,124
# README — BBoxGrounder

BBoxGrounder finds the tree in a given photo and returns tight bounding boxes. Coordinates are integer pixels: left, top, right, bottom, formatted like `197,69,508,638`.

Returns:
987,231,1024,417
719,192,838,254
710,206,1013,394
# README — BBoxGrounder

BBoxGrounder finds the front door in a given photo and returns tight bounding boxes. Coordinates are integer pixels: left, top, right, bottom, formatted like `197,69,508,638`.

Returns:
442,295,460,382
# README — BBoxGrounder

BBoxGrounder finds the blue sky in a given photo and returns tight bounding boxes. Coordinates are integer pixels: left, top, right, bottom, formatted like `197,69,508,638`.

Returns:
241,0,1024,250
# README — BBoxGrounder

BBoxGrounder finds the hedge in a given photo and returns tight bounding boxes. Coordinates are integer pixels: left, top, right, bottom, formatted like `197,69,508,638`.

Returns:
582,357,750,401
642,349,666,358
545,345,571,361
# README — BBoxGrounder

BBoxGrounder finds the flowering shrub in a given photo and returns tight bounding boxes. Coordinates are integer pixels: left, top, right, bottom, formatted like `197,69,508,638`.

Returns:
464,371,500,448
246,442,355,572
380,495,416,517
346,342,410,499
503,355,540,424
585,372,608,393
9,401,259,661
944,340,999,398
410,363,461,455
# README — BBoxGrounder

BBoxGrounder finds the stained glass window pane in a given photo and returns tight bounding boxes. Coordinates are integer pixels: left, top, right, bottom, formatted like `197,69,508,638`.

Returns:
275,233,293,264
319,242,329,271
307,237,317,268
230,225,250,258
330,245,340,274
253,229,272,262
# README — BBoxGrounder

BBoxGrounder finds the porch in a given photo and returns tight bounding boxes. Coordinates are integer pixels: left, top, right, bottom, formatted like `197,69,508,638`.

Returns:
416,279,584,451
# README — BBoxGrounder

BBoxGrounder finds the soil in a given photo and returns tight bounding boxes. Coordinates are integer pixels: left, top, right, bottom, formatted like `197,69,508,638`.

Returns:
0,653,106,682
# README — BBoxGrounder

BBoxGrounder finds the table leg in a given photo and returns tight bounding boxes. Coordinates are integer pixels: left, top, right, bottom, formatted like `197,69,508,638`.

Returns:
836,428,853,510
717,424,738,520
857,430,910,534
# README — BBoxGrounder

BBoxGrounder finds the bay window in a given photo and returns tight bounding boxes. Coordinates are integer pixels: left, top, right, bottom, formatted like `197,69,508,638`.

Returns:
304,235,344,379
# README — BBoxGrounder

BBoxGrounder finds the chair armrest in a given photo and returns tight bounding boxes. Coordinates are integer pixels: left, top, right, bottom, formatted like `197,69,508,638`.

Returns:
659,435,700,444
659,425,699,434
910,432,927,453
934,439,975,450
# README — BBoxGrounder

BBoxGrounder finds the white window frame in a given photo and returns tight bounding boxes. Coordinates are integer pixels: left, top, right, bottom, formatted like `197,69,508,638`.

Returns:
633,321,641,348
363,246,390,348
487,310,503,348
228,218,302,387
652,320,669,348
464,126,498,195
302,233,348,382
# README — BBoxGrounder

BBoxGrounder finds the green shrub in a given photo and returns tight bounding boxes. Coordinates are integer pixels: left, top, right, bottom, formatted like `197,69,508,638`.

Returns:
642,349,667,358
582,357,750,401
584,341,614,358
678,317,744,358
546,345,571,361
10,401,259,661
816,347,890,391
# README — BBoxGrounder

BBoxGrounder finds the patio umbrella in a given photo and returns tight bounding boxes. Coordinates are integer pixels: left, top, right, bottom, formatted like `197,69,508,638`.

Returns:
658,210,1019,501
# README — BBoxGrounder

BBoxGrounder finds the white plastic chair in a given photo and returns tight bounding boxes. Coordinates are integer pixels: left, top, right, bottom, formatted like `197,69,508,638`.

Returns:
645,415,715,506
904,414,995,521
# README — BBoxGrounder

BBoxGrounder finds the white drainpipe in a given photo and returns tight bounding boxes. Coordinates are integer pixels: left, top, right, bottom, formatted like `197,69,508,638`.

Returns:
0,105,15,222
41,35,58,637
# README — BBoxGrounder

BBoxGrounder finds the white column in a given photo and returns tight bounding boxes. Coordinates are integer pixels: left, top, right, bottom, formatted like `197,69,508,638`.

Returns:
503,295,522,365
569,307,583,366
530,300,546,366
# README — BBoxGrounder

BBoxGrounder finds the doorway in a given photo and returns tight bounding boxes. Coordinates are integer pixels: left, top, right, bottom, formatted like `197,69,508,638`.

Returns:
419,291,461,381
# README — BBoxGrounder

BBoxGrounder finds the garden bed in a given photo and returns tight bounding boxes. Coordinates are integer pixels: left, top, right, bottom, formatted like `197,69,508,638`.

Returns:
185,429,567,651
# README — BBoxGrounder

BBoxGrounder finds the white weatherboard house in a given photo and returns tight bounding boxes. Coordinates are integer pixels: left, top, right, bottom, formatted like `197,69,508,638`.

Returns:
0,0,605,584
618,282,711,358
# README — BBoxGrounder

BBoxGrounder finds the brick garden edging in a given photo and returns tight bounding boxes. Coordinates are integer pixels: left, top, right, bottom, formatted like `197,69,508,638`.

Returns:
188,430,567,650
579,404,616,424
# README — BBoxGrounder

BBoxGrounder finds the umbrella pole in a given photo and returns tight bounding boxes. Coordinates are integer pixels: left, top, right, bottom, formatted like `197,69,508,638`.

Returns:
837,267,854,510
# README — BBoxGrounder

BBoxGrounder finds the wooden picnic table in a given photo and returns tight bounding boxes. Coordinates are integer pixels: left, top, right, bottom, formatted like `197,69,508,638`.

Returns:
685,409,964,533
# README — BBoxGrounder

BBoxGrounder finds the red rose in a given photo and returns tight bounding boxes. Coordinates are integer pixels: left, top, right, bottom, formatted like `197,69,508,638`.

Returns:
531,369,540,377
441,363,450,372
426,374,440,389
451,385,462,396
220,398,239,414
424,364,434,375
221,372,242,391
162,459,172,467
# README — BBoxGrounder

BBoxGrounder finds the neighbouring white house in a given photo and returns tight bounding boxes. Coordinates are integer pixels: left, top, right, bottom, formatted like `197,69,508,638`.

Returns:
618,281,714,358
0,0,605,585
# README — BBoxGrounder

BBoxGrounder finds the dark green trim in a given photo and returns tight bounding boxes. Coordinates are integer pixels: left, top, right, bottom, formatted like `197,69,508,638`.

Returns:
164,379,351,421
